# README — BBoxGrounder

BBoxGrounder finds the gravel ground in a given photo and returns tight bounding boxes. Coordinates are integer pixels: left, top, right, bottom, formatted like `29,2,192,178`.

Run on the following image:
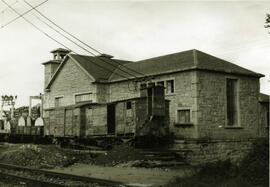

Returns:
0,143,95,169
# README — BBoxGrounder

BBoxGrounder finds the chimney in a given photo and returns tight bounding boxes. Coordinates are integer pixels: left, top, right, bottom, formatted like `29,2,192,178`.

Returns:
42,48,70,89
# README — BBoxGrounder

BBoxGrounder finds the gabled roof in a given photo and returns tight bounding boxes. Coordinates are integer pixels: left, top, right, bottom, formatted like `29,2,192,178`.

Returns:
109,49,264,81
70,54,130,81
45,54,131,89
46,49,264,89
259,93,269,103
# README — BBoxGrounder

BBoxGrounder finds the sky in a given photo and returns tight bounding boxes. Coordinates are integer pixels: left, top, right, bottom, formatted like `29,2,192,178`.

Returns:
0,0,269,107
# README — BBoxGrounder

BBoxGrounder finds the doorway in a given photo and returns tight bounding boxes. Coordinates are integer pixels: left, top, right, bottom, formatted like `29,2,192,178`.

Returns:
107,104,116,134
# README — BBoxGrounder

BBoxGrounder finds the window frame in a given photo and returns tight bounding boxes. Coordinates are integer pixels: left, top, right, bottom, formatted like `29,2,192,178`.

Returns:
175,107,192,126
166,79,175,94
225,78,240,127
55,96,64,107
74,92,93,104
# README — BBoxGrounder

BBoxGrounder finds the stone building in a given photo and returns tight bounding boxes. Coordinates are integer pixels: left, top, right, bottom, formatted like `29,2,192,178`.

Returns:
43,48,268,140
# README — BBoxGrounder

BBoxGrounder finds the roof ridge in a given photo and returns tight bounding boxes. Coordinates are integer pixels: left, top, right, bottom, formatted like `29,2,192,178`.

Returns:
192,49,198,67
135,49,194,62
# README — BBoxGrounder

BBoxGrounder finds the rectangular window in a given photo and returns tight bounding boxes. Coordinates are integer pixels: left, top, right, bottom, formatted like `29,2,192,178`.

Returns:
126,101,132,110
166,80,174,94
75,93,92,103
177,109,190,124
226,79,238,126
55,97,63,107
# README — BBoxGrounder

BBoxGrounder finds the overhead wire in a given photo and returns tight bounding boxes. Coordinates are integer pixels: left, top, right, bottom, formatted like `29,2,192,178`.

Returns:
1,0,136,83
0,0,17,13
0,0,48,29
18,1,137,80
23,0,147,79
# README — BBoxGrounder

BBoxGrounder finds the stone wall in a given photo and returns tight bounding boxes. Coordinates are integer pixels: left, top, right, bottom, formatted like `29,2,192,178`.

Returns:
44,59,96,109
171,139,254,165
196,71,260,139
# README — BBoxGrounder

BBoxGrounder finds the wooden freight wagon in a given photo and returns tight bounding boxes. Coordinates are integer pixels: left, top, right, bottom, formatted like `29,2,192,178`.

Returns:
43,103,108,139
114,97,170,137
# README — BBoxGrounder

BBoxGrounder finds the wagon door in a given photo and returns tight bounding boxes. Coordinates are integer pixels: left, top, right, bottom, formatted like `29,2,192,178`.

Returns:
55,108,65,137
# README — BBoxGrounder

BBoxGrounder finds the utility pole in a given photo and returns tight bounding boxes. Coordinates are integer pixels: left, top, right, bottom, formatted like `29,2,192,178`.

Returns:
0,95,17,119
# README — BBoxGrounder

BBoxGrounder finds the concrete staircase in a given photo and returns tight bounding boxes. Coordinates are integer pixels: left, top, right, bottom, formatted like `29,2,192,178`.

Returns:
136,139,193,168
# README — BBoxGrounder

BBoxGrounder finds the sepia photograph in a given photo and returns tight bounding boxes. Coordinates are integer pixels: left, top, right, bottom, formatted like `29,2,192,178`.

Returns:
0,0,269,186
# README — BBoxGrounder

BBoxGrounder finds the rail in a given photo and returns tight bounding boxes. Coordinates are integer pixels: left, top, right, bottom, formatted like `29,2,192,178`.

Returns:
0,163,131,186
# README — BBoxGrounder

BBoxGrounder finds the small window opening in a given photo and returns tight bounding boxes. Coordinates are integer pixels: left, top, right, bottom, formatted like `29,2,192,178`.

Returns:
126,102,132,110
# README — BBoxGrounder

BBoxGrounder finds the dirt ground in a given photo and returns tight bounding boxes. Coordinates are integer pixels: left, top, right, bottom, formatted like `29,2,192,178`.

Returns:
51,163,194,187
0,143,195,186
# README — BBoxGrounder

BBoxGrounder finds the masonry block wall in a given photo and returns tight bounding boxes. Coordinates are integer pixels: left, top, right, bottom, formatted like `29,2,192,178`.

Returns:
171,139,254,165
44,59,96,109
109,81,139,102
164,71,198,139
96,84,109,103
196,71,260,139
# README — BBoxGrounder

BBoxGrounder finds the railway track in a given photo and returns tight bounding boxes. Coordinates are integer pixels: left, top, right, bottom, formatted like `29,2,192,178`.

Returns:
0,163,129,187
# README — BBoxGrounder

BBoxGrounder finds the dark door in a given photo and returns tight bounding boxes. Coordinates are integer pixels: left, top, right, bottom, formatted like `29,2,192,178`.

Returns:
107,104,116,134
